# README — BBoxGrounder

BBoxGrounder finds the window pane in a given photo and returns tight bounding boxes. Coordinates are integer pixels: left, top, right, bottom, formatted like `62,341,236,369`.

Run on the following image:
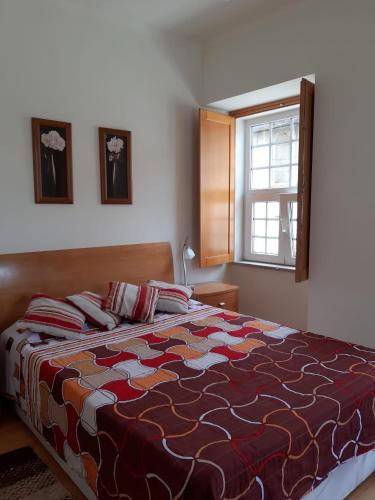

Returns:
288,201,298,259
253,219,266,236
252,201,281,257
291,165,298,187
271,167,289,188
292,221,297,238
289,201,298,221
292,116,299,140
252,145,269,168
251,169,269,189
253,237,266,254
292,239,297,258
292,202,298,219
266,238,279,255
267,220,279,238
292,141,299,164
271,143,290,166
254,202,267,218
252,124,269,146
271,118,290,143
268,202,279,219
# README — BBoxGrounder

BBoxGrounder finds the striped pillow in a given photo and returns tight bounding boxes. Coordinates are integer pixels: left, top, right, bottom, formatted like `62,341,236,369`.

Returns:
66,291,120,330
17,294,86,340
104,282,159,323
148,280,192,314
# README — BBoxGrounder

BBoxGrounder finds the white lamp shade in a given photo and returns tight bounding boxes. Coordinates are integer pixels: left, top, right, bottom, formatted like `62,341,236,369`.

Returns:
183,246,195,260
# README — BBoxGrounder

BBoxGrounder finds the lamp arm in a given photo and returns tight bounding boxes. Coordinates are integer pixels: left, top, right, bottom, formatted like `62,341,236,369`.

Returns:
182,246,188,286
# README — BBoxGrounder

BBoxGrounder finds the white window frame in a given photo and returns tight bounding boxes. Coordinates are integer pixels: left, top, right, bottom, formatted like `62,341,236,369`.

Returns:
243,107,299,266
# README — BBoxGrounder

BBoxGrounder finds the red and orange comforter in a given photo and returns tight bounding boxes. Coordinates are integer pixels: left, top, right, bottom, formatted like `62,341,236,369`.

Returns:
2,306,375,499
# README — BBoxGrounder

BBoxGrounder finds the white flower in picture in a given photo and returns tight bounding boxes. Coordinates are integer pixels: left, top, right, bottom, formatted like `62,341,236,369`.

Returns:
107,136,124,155
41,130,66,151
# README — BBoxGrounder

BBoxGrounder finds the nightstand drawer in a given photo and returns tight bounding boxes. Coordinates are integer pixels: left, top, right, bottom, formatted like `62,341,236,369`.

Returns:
200,292,237,311
192,282,239,312
201,290,238,311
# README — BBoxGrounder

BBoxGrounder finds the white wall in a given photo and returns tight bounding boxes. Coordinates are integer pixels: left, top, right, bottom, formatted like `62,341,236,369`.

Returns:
0,0,223,283
204,0,375,345
229,264,307,330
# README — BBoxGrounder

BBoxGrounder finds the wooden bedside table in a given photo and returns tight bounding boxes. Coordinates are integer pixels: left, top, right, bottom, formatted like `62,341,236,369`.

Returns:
192,282,239,312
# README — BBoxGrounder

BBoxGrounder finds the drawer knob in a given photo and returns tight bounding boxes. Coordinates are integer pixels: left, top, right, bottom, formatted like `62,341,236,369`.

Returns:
218,302,226,307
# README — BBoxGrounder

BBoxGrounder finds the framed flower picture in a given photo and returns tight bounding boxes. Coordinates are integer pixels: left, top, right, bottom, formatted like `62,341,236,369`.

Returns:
31,117,73,204
99,127,132,204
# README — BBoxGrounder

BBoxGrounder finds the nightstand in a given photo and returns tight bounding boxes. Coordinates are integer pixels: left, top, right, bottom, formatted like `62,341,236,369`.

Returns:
192,282,239,312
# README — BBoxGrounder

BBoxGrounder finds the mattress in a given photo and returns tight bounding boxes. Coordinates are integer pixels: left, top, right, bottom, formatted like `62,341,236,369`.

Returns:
1,305,374,499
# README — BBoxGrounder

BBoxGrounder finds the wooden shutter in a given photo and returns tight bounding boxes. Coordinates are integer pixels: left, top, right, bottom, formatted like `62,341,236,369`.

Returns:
295,78,315,282
199,109,235,267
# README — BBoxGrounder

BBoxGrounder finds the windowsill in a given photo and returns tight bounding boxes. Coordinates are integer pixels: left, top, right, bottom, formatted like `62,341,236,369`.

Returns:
232,260,295,272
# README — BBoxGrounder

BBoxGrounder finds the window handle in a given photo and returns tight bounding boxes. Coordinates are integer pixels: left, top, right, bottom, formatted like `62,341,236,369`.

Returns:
280,217,288,233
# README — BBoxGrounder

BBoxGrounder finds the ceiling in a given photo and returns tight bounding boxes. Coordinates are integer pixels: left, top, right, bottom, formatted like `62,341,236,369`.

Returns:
71,0,301,41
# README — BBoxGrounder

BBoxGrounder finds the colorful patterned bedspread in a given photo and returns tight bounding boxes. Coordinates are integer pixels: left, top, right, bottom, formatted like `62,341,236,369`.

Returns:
1,307,375,499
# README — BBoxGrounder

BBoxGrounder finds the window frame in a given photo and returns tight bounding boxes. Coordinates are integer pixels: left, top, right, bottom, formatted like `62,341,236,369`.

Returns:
243,107,299,266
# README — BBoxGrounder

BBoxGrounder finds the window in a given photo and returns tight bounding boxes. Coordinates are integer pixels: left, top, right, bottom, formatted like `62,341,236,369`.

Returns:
244,108,299,266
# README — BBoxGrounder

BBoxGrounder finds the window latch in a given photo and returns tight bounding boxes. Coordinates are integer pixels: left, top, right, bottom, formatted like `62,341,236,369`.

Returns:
280,217,288,233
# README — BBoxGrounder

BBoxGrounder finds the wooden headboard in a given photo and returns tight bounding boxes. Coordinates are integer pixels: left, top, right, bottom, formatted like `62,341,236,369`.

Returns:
0,242,174,332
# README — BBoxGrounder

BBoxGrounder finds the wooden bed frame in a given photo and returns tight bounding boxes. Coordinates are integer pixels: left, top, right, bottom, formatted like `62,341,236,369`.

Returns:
0,242,174,332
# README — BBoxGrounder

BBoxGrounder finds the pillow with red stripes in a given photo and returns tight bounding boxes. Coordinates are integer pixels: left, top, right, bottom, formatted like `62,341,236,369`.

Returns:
17,294,86,340
104,282,159,323
148,280,192,314
66,291,120,331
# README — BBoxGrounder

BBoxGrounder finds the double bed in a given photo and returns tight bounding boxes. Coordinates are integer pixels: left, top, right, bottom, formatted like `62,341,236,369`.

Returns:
0,242,374,499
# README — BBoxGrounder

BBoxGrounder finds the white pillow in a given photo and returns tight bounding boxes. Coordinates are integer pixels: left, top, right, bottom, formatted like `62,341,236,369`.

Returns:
66,291,120,330
148,281,192,314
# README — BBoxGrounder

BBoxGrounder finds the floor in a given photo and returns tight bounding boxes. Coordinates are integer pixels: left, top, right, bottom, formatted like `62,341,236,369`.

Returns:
0,401,374,500
0,400,85,499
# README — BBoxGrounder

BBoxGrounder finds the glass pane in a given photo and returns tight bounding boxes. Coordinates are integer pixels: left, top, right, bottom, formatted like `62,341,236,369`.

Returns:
252,124,269,146
271,143,290,166
267,220,279,238
291,165,298,187
292,239,297,258
253,237,266,254
288,201,298,259
292,141,299,164
251,169,269,189
271,118,291,143
289,201,298,220
252,145,269,168
292,116,299,140
271,167,290,188
293,202,298,219
253,219,266,236
292,221,297,238
266,238,279,255
267,202,279,219
254,202,267,218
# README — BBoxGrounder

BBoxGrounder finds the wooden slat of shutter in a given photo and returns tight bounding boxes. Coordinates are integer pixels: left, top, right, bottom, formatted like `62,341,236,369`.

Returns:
295,78,315,282
199,109,235,268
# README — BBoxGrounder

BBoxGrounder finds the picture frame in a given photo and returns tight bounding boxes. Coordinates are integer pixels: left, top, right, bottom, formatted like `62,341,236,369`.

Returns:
99,127,132,204
31,117,73,204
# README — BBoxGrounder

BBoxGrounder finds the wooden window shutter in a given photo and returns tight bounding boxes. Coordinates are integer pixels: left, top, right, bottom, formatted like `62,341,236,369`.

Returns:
295,78,315,282
199,109,235,267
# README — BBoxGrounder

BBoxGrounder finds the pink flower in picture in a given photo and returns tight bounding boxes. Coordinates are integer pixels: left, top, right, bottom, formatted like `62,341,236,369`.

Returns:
41,130,66,151
107,136,124,155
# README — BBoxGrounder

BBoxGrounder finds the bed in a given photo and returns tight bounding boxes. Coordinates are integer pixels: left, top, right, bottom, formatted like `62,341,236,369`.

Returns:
0,242,374,499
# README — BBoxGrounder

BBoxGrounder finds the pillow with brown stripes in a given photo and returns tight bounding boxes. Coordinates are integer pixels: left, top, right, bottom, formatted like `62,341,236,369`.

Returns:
104,282,159,323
